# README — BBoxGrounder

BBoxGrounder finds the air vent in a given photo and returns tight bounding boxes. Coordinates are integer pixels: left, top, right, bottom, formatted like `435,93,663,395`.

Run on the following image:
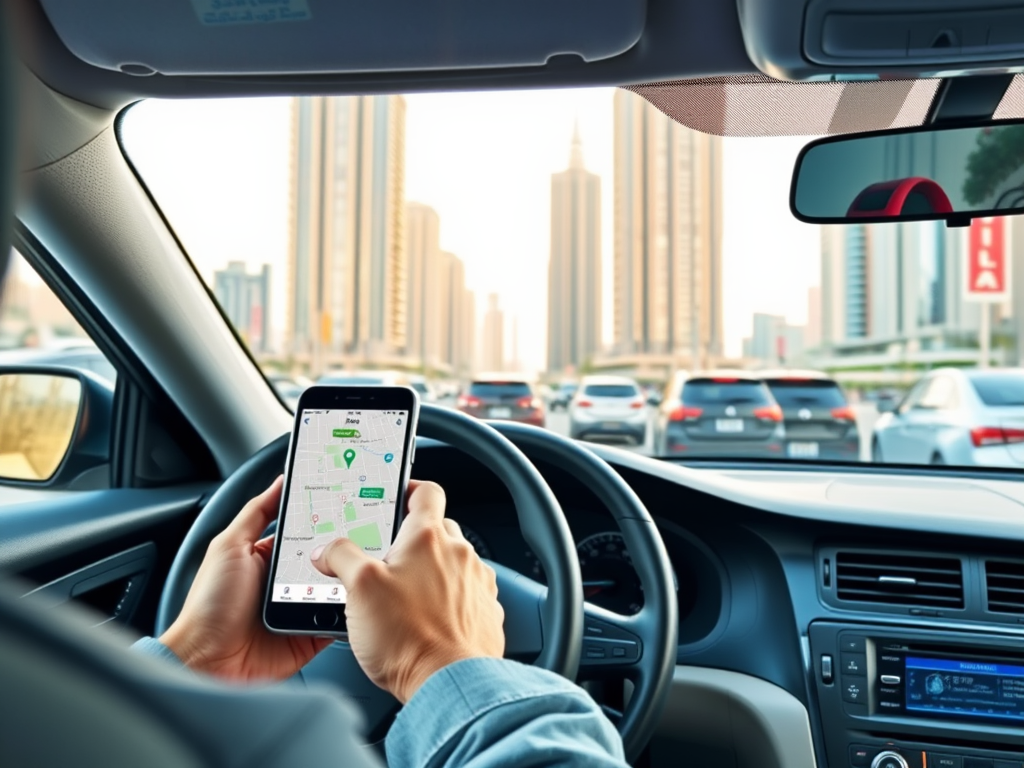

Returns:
835,552,964,609
986,560,1024,615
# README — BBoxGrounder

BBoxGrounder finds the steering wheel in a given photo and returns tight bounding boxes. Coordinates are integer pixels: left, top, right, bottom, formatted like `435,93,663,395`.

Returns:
157,404,677,761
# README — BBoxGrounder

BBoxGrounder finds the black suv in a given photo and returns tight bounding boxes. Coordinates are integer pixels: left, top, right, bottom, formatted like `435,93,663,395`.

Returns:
759,371,860,461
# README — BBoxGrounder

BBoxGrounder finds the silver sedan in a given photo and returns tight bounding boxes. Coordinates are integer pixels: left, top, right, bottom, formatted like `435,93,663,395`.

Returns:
871,368,1024,467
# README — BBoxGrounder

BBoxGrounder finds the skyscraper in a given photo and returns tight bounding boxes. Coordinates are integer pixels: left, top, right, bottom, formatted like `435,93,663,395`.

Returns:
286,95,406,371
444,252,474,376
213,261,271,352
481,293,505,372
547,123,601,373
405,202,442,369
612,90,723,366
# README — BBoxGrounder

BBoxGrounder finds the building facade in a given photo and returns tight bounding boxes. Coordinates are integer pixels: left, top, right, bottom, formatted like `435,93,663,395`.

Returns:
611,90,724,368
547,125,601,374
213,261,271,352
481,293,505,372
286,95,406,372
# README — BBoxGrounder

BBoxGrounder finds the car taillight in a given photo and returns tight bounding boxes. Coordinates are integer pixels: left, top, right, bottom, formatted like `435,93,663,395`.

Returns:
457,395,481,408
753,405,783,422
831,406,857,422
630,400,644,409
516,396,543,409
971,426,1024,447
576,400,593,408
669,405,702,421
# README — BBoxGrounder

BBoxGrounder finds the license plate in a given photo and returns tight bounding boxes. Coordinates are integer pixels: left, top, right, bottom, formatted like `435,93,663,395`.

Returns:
788,442,819,458
489,407,512,418
715,418,744,433
602,422,620,429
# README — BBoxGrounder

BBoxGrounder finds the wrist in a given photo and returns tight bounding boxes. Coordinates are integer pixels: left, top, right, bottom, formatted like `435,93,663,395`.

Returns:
158,620,206,673
394,646,494,704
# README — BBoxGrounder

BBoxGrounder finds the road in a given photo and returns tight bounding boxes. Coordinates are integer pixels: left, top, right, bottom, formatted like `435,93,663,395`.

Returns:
438,397,881,462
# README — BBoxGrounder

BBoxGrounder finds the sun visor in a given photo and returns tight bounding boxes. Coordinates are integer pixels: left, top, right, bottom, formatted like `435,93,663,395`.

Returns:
37,0,646,76
738,0,1024,81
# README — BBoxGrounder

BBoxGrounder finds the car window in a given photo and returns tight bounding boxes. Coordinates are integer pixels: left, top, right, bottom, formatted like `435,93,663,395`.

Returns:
764,381,846,408
916,376,957,410
898,380,929,414
970,373,1024,406
469,382,532,398
681,380,772,406
583,384,637,397
0,250,115,487
119,94,1020,469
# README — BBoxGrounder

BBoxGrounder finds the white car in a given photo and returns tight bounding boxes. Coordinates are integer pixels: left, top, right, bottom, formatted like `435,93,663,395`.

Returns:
568,375,647,445
872,368,1024,467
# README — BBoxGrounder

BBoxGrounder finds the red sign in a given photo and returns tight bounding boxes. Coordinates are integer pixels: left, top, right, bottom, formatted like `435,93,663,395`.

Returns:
966,217,1009,301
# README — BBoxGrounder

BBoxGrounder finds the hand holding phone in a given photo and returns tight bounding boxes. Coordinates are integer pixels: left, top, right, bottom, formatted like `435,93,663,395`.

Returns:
264,385,419,637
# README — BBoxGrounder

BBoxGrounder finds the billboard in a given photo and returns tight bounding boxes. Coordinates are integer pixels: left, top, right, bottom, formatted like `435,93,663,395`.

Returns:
965,217,1010,302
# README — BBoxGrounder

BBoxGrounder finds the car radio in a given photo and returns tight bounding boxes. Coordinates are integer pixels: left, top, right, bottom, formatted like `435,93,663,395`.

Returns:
810,623,1024,768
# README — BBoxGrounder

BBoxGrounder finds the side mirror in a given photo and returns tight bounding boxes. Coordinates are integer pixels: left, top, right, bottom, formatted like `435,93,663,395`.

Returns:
646,395,661,407
0,367,113,486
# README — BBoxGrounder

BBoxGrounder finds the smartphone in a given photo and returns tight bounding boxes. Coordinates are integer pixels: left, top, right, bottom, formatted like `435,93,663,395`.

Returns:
263,385,419,637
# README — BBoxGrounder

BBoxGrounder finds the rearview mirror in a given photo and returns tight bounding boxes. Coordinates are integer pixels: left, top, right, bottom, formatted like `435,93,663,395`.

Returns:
791,121,1024,224
0,368,113,485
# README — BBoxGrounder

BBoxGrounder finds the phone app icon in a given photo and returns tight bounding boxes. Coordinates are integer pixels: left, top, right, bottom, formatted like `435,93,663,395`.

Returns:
306,586,313,596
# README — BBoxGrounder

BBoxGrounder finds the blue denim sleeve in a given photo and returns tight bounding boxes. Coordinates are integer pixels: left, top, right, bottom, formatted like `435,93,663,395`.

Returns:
131,636,187,667
386,657,628,768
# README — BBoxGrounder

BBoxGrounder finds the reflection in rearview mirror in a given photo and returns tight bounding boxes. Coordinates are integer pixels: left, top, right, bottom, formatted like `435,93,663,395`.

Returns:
792,122,1024,223
0,373,82,482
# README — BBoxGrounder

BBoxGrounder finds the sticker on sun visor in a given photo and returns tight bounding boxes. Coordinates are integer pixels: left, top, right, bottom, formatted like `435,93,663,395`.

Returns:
191,0,311,26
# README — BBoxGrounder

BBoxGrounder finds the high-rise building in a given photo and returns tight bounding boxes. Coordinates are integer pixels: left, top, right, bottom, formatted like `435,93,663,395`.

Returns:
744,313,805,364
213,261,271,352
612,90,724,366
444,253,475,377
481,293,505,372
286,95,406,371
547,123,601,373
405,202,443,369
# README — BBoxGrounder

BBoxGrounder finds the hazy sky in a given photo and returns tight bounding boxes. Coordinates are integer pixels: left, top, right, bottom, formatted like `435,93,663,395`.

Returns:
121,89,820,370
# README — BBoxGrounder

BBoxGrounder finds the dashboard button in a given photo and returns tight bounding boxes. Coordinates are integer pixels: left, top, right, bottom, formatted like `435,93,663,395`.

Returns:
851,745,875,767
928,755,961,768
841,653,867,676
880,674,902,685
842,679,865,703
964,760,993,768
871,750,909,768
822,655,834,684
840,636,867,653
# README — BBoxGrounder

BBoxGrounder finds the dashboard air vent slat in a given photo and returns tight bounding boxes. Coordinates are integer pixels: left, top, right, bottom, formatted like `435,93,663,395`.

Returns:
986,560,1024,615
835,552,964,609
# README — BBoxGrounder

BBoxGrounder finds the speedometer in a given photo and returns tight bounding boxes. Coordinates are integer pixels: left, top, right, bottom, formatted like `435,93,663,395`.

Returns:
576,532,643,615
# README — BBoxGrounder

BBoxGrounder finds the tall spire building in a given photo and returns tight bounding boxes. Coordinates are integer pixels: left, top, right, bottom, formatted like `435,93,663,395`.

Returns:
547,122,602,373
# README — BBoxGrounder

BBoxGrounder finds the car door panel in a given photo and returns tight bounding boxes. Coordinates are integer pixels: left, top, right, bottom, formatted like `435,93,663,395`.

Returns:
1,484,213,634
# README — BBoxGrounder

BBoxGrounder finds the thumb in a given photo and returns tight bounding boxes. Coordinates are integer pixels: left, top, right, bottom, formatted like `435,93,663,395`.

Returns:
311,537,379,592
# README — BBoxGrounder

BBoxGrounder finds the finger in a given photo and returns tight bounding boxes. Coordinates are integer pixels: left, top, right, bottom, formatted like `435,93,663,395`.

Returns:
403,481,446,528
442,518,466,542
311,537,378,590
254,535,275,560
225,475,284,542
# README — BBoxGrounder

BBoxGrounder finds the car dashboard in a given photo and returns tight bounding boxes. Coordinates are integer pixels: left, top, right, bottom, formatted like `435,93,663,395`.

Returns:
414,441,1024,768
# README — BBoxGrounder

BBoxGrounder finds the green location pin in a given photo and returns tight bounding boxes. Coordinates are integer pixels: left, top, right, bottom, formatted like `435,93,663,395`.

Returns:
343,448,356,469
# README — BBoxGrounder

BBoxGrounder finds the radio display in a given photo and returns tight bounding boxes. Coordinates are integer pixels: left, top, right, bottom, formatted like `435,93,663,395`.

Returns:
905,656,1024,722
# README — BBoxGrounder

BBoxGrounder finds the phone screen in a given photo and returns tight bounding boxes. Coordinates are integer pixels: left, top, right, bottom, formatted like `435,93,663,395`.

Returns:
270,406,410,605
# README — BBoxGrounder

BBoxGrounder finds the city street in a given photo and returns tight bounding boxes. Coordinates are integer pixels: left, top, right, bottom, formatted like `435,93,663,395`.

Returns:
440,398,881,462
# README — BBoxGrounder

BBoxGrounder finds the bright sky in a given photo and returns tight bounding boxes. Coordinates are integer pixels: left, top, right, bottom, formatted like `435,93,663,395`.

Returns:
121,90,820,371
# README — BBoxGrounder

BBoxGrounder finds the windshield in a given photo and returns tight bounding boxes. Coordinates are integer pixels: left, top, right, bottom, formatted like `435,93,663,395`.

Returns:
119,91,1023,471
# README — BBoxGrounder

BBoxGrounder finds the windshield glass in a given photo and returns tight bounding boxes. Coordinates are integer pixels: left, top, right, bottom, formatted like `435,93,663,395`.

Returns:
119,91,1023,470
584,384,637,397
766,381,847,408
970,373,1024,406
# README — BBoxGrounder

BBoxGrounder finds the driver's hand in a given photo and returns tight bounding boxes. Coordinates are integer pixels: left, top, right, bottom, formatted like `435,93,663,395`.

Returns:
160,476,332,681
311,480,504,703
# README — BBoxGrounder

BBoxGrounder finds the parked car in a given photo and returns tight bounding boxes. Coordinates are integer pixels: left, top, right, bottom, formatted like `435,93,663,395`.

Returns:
548,381,578,411
0,343,117,386
456,376,544,427
872,368,1024,467
408,375,437,403
655,371,785,457
568,375,647,445
758,370,860,461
